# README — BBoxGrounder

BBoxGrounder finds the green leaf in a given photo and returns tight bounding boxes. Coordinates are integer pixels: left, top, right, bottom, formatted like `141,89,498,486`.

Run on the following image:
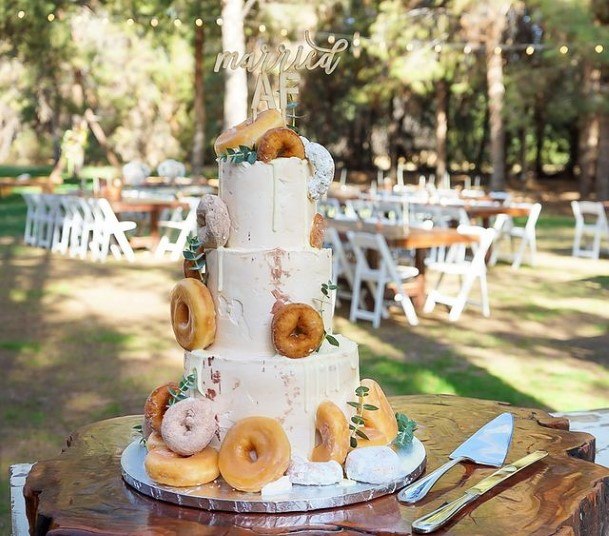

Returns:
362,404,379,411
325,334,339,347
355,429,369,440
351,415,365,425
348,424,356,431
393,412,417,448
355,386,370,397
347,401,360,409
183,250,197,261
350,436,357,448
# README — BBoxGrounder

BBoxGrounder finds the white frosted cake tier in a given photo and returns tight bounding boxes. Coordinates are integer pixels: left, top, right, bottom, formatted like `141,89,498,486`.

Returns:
184,335,360,458
219,158,316,249
205,246,333,356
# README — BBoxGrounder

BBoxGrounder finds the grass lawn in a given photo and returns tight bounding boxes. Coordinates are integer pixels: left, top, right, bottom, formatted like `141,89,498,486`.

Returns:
1,188,609,530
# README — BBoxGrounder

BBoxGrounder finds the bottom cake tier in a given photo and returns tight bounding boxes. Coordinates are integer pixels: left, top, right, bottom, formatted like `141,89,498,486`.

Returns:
184,335,360,458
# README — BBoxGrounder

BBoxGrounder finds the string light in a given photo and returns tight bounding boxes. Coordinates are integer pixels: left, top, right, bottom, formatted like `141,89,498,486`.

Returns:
47,13,55,22
216,17,223,26
525,45,535,55
464,44,472,54
328,34,335,44
258,23,266,33
150,17,158,27
560,45,568,54
406,42,414,51
17,10,25,19
281,28,288,37
596,44,604,54
494,45,502,55
195,18,203,27
434,43,442,52
173,18,182,27
352,32,361,47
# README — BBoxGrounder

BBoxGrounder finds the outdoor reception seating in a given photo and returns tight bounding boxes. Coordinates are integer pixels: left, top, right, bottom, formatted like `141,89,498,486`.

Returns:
423,225,496,322
571,200,609,260
347,230,420,328
154,197,198,261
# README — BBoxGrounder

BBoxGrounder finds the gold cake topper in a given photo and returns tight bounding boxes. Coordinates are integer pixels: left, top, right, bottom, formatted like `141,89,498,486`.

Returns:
214,31,349,119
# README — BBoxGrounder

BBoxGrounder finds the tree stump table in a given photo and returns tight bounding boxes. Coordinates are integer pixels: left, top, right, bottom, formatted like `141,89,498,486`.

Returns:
24,394,609,535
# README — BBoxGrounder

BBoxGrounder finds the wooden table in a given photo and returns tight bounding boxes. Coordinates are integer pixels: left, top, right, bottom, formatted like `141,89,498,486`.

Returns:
328,220,478,308
23,395,609,535
110,199,188,249
0,176,58,197
466,205,531,228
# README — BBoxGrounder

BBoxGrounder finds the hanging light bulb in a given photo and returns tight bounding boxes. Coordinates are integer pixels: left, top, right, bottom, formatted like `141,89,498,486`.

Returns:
406,42,414,52
127,17,134,25
352,31,361,48
434,44,442,53
173,18,182,27
216,17,223,26
17,10,25,18
47,13,55,22
258,23,266,33
195,18,203,27
494,45,502,55
328,34,336,44
150,17,159,27
559,45,569,54
464,44,472,54
280,28,288,37
595,44,604,54
525,45,535,55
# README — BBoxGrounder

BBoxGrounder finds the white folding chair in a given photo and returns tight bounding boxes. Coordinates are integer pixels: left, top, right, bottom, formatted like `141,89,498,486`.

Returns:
491,203,541,269
318,198,341,219
347,231,419,328
424,225,496,322
51,195,79,255
36,195,61,250
571,201,609,259
325,227,356,303
73,197,96,259
21,193,41,246
154,198,198,261
88,198,136,262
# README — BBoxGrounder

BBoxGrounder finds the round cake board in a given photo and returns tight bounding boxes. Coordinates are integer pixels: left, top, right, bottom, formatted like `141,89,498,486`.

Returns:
121,438,426,513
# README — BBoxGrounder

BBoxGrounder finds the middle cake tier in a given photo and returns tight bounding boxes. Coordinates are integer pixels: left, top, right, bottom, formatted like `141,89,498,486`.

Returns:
206,247,334,356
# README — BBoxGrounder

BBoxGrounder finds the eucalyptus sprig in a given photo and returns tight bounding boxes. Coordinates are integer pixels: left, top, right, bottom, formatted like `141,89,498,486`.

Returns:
393,412,417,449
182,235,207,282
167,371,197,407
316,280,340,348
347,385,379,448
132,423,146,446
219,145,257,165
320,280,338,299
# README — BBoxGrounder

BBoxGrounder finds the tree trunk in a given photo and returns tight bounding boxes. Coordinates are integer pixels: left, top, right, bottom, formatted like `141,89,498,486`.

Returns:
192,23,206,176
597,112,609,201
533,95,545,178
435,79,448,180
221,0,248,128
486,46,506,190
519,125,528,182
475,96,489,175
83,109,120,168
579,62,601,197
566,124,579,179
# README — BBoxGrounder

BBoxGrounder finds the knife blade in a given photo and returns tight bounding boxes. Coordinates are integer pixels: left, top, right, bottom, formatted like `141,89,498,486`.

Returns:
398,412,514,503
411,450,549,534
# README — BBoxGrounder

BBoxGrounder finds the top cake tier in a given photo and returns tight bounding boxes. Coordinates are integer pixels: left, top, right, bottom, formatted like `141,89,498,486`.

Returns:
219,157,316,250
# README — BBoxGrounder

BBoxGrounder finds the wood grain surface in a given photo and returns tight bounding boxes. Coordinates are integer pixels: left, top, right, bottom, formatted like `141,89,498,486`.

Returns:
24,394,609,535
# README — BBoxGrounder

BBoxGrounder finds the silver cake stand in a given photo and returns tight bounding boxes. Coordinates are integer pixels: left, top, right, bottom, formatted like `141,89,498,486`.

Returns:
121,438,426,513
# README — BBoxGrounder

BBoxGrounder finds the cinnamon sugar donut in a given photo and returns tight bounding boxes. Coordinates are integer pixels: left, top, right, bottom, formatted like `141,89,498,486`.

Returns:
309,213,327,249
161,398,216,456
271,303,324,358
256,127,305,163
144,382,179,437
218,416,291,492
197,195,230,249
170,278,216,351
214,109,285,155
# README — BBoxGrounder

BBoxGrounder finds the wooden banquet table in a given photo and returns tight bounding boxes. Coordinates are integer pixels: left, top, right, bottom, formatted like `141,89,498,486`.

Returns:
328,219,478,309
465,204,532,228
110,198,189,249
22,395,609,535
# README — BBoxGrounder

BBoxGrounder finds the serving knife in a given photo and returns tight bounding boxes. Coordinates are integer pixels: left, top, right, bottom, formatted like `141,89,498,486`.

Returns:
411,450,549,534
398,412,514,503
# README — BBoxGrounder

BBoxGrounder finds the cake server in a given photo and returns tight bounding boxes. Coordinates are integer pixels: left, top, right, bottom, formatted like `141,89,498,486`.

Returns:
411,450,548,533
398,412,514,503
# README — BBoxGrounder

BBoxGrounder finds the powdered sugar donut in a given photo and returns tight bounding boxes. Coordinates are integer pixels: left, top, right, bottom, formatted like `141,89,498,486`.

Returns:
197,194,230,248
301,137,335,201
345,446,401,484
160,397,216,456
287,454,343,486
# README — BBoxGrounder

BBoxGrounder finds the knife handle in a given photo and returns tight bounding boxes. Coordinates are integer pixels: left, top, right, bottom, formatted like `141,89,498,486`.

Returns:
411,491,479,533
398,456,465,503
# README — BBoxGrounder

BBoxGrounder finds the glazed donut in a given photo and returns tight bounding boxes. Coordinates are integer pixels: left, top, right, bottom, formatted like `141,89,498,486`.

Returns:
144,382,179,437
218,416,291,492
355,379,399,448
161,397,216,456
197,195,230,249
145,444,219,487
271,303,325,358
214,109,285,155
311,400,350,464
309,213,327,249
301,137,335,200
256,127,306,163
170,278,216,351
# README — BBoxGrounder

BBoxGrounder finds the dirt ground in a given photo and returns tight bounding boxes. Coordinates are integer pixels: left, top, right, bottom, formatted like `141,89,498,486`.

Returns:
1,185,609,529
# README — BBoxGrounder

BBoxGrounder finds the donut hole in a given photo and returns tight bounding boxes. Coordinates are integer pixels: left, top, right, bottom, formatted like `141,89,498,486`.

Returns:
176,301,190,329
248,449,259,462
